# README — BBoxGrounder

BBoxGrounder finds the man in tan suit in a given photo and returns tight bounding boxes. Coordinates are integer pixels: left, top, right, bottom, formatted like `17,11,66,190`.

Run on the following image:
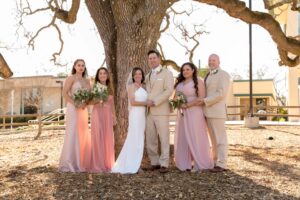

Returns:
145,50,174,173
199,54,230,172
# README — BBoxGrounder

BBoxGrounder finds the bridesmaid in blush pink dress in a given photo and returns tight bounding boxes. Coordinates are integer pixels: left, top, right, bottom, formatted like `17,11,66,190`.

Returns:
89,67,116,172
174,62,214,171
59,59,91,172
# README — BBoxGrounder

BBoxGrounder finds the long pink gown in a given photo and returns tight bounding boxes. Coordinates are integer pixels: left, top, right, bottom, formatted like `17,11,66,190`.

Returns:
89,95,115,172
174,80,214,171
59,81,91,172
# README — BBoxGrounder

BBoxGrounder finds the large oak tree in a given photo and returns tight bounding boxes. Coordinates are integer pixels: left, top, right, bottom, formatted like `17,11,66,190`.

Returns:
2,0,300,141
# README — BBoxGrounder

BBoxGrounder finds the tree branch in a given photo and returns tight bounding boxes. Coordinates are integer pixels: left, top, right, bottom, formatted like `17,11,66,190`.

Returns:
51,23,64,63
100,58,106,68
263,0,293,10
160,13,171,34
161,59,181,71
291,0,300,11
157,42,166,60
26,15,64,63
53,0,80,24
195,0,300,67
28,17,56,51
21,0,54,15
16,0,66,64
278,48,300,66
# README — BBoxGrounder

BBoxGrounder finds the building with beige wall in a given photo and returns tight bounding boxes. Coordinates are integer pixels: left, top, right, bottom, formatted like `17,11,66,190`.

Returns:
0,76,65,115
273,3,300,121
0,75,291,122
226,79,278,121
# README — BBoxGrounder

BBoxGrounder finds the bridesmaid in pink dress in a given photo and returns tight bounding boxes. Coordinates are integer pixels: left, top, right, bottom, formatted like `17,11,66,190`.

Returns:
174,62,214,171
90,67,116,172
59,59,91,172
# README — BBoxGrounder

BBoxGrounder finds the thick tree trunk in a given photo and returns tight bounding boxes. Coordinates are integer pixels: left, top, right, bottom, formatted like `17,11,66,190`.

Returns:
84,0,300,150
85,0,176,149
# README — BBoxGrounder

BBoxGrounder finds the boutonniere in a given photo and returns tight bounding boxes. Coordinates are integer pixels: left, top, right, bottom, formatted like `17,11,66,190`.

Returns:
210,69,218,74
154,66,163,74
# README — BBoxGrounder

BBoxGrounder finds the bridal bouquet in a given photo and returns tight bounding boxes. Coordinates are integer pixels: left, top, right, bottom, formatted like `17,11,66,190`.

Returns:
169,91,187,116
73,88,91,107
90,83,109,104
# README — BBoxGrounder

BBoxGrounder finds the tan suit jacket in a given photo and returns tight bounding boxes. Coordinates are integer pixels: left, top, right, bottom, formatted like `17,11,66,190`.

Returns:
204,68,230,119
145,67,174,115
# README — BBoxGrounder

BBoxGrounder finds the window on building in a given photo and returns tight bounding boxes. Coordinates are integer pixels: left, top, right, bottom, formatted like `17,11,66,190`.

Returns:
256,98,267,120
21,87,43,114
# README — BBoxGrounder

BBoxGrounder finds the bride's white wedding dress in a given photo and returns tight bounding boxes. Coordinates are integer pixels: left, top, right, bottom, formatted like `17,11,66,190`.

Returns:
112,87,148,174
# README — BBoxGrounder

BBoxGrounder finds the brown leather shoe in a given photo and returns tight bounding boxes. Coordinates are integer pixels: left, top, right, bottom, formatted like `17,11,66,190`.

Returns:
209,166,228,173
159,166,168,173
144,165,160,171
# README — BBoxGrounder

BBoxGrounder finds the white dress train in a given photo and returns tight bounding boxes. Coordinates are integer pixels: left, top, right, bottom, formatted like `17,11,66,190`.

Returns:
112,87,148,174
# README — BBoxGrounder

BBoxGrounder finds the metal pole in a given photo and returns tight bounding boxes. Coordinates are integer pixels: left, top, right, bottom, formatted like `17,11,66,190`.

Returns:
249,0,254,117
60,82,63,111
56,80,63,113
10,89,14,130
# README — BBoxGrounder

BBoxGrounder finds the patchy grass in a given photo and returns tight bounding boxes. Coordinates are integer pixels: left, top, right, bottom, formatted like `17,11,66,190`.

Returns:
0,126,299,199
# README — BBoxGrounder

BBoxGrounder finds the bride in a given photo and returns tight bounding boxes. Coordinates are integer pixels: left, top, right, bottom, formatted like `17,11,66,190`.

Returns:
111,67,148,174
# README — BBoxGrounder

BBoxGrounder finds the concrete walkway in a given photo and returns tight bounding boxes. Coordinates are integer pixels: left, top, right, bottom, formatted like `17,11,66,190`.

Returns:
170,120,300,126
225,120,300,126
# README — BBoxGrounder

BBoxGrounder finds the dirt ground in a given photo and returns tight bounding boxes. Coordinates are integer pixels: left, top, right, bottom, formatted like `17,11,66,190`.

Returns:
0,125,299,199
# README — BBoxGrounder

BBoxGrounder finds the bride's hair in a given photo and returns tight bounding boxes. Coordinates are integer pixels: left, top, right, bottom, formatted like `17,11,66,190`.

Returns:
131,67,145,84
94,67,114,95
174,62,199,97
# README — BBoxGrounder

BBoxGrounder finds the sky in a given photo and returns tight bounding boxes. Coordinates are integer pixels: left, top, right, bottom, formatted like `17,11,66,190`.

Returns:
0,0,289,95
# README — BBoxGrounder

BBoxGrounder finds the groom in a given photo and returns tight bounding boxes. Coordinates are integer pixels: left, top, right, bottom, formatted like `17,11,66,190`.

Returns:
145,50,173,173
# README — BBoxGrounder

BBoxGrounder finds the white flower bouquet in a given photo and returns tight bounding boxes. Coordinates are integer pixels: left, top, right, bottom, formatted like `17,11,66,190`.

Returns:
73,88,92,107
90,83,109,104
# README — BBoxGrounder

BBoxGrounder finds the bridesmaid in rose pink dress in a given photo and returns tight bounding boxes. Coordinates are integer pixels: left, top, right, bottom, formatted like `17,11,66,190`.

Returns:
174,62,214,171
89,67,116,172
59,59,91,172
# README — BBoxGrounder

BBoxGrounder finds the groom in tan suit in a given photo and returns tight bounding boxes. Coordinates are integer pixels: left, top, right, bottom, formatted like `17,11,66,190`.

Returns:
145,50,173,173
199,54,230,172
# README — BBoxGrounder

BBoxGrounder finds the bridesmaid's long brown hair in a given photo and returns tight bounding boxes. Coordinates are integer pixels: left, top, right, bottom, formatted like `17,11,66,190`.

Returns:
174,62,199,97
71,59,88,77
94,67,114,95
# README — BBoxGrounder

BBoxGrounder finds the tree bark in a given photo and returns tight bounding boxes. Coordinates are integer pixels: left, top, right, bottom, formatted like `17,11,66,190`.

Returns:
18,0,300,141
85,0,176,147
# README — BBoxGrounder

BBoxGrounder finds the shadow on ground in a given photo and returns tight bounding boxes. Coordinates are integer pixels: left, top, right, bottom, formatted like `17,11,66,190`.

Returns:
1,164,298,200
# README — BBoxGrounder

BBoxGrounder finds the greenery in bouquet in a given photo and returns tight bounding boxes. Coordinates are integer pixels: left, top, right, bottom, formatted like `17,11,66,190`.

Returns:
73,88,92,107
169,91,187,116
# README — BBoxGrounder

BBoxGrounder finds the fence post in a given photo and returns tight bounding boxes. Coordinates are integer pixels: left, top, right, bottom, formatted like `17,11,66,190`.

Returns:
34,111,42,140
